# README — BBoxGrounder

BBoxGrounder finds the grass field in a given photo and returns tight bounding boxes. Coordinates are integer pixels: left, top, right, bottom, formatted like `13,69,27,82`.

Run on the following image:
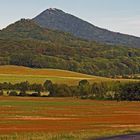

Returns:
0,97,140,139
0,65,137,85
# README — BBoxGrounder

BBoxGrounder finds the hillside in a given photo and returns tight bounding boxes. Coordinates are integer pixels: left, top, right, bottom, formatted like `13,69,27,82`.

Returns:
0,65,95,78
0,65,112,85
33,8,140,48
0,19,75,42
0,65,137,85
0,19,140,77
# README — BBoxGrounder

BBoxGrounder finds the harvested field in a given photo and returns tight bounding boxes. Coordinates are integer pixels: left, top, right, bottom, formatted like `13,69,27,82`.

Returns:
0,97,140,139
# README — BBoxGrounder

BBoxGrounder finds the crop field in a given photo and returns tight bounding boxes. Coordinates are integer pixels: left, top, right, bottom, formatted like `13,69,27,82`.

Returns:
0,97,140,139
0,65,137,85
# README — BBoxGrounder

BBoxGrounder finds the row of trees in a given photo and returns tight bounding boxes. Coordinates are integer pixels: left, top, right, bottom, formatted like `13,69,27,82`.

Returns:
78,80,140,101
0,80,140,101
0,81,44,97
78,81,140,101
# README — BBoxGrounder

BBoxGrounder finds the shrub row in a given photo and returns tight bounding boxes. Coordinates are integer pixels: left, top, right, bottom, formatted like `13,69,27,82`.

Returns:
0,80,140,101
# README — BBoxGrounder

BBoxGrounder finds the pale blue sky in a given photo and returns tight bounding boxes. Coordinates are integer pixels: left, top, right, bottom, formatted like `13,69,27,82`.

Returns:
0,0,140,36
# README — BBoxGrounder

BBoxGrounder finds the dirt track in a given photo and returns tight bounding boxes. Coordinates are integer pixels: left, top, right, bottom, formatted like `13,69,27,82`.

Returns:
94,133,140,140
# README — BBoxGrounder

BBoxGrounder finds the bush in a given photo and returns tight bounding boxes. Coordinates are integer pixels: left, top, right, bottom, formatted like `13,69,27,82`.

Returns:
117,82,140,101
53,84,72,97
9,91,18,96
78,80,91,97
18,91,27,97
29,92,40,97
0,90,3,96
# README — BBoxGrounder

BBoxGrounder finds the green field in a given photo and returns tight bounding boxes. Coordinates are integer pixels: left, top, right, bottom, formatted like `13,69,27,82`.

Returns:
0,74,70,84
0,65,138,85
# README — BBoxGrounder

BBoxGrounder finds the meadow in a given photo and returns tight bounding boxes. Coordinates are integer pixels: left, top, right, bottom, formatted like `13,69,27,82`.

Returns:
0,97,140,140
0,65,137,85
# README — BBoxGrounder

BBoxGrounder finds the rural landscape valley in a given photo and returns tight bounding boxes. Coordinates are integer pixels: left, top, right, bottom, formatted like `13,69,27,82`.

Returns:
0,1,140,140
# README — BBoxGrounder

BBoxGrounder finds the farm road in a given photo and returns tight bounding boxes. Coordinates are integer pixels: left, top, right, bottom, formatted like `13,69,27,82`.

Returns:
90,133,140,140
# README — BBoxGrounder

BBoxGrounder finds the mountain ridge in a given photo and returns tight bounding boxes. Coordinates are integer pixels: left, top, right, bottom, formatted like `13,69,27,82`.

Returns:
33,8,140,48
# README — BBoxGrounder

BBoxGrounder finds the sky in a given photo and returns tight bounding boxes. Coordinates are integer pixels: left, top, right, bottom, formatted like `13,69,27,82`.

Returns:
0,0,140,37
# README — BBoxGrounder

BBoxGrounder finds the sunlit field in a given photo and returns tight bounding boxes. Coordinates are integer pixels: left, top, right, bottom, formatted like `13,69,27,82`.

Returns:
0,97,140,139
0,65,137,85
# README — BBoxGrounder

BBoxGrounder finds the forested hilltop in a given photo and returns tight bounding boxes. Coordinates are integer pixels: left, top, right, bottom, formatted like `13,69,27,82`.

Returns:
0,19,140,77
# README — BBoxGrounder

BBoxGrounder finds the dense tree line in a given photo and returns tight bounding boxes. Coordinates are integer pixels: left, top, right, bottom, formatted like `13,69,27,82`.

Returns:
115,82,140,101
0,79,140,101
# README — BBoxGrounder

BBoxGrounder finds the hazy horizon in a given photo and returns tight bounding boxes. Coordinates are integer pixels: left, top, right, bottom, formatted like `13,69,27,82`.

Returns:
1,0,140,37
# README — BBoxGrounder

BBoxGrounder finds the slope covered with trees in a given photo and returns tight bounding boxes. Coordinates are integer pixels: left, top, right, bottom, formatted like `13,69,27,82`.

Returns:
0,19,140,77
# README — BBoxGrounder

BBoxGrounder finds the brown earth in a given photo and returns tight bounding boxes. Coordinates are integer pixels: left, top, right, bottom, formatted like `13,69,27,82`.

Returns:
0,97,140,136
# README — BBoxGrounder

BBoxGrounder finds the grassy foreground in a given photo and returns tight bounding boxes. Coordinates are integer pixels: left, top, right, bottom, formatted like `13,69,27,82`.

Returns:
0,97,140,140
0,65,137,85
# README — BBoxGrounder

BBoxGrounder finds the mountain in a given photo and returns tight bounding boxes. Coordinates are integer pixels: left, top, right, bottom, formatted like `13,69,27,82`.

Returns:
0,19,76,42
0,19,140,77
33,8,140,48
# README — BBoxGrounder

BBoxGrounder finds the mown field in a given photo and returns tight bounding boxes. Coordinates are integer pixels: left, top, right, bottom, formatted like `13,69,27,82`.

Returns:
0,97,140,140
0,65,137,85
